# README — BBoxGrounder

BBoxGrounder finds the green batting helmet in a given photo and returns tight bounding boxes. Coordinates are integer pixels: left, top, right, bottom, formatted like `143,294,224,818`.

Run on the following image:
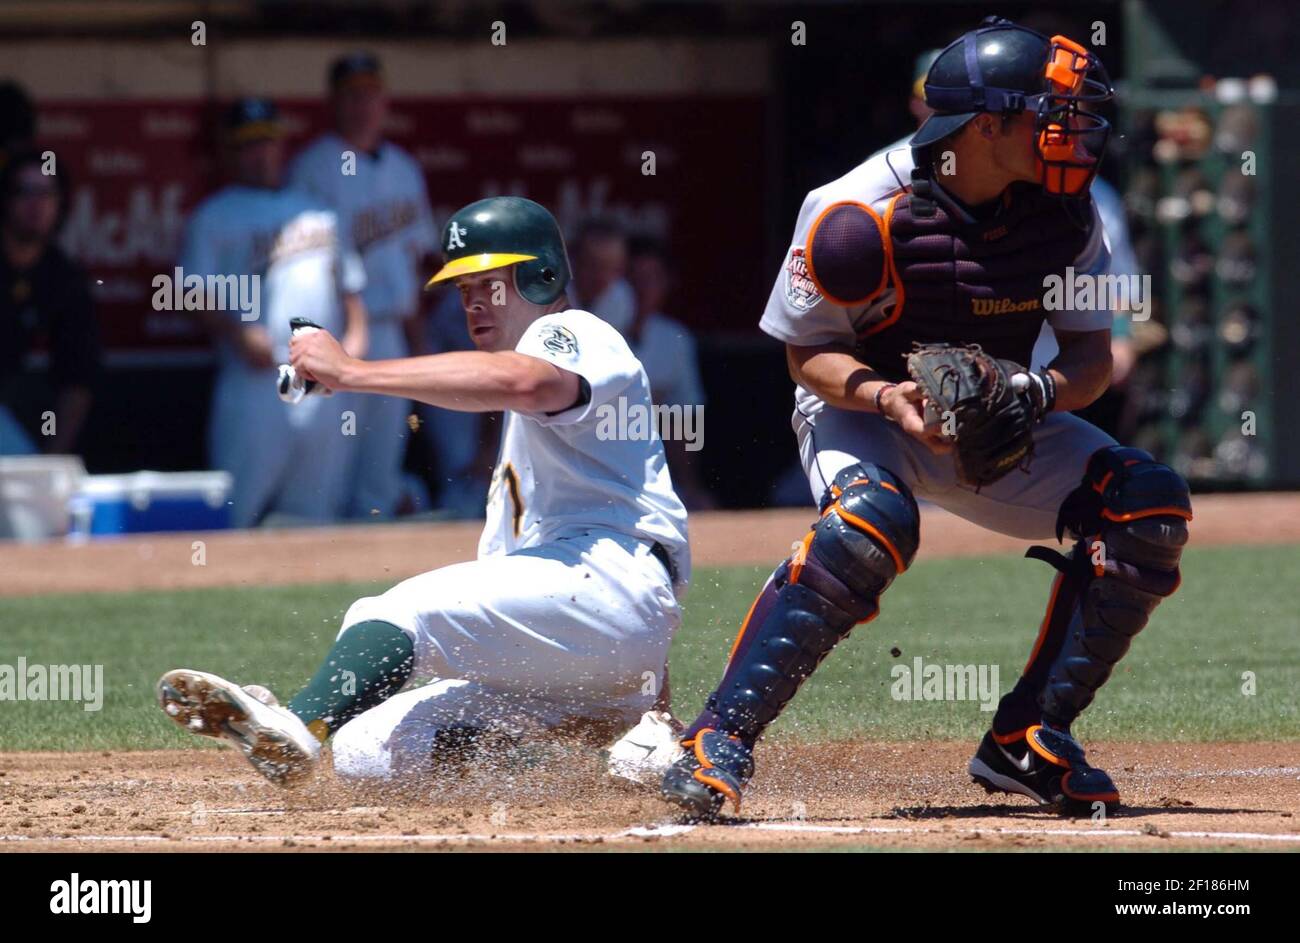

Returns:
426,196,572,305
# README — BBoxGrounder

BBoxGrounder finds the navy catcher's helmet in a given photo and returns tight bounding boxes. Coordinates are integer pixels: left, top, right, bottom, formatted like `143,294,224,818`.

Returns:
913,16,1113,195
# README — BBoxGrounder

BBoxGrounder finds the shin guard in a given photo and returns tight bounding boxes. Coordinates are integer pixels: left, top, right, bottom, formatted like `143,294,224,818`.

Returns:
686,464,920,745
1031,447,1191,730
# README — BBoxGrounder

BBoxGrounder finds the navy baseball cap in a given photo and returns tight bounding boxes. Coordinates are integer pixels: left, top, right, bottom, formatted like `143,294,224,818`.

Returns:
329,52,383,90
225,97,282,144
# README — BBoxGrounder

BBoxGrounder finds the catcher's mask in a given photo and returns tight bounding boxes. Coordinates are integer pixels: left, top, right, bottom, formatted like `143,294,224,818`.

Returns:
914,17,1114,198
1034,35,1112,196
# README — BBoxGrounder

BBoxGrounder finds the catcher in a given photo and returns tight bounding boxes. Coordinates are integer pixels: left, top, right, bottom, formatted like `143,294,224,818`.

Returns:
662,17,1191,818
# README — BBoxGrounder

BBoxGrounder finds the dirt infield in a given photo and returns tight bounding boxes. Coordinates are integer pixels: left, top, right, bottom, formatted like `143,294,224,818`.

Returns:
1,742,1297,851
2,493,1298,852
3,492,1298,597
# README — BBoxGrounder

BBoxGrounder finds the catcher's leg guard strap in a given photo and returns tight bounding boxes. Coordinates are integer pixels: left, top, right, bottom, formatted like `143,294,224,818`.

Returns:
689,464,920,745
1037,447,1191,729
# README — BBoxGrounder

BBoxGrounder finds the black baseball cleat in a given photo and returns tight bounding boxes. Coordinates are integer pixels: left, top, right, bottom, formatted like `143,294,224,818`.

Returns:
660,728,753,821
969,723,1120,816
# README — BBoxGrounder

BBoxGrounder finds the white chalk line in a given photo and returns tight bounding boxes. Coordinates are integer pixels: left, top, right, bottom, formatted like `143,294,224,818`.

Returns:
2,821,1298,845
740,822,1300,842
0,824,692,845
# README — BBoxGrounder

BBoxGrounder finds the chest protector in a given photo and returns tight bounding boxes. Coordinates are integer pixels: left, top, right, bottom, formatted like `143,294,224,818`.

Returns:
857,185,1090,382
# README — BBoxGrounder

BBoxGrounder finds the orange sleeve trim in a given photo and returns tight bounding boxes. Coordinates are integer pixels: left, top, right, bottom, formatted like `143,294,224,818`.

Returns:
832,504,907,574
861,193,905,338
804,200,890,307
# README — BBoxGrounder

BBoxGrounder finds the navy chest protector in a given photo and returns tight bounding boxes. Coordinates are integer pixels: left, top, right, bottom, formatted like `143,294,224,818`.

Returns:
804,185,1091,383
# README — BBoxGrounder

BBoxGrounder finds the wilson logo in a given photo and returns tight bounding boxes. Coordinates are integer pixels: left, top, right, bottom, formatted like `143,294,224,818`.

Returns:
971,297,1040,316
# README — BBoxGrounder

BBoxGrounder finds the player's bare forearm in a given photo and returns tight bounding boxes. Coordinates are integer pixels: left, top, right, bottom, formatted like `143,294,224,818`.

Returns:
786,343,892,413
1047,328,1112,413
341,349,580,414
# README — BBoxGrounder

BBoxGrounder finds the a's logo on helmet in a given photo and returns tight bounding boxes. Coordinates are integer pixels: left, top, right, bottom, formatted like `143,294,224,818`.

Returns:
447,222,467,251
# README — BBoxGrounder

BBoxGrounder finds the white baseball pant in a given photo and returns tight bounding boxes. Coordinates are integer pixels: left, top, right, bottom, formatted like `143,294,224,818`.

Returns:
330,529,680,781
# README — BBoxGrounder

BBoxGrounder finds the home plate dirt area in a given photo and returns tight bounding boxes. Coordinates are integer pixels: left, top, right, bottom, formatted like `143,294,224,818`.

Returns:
1,495,1297,852
1,742,1297,852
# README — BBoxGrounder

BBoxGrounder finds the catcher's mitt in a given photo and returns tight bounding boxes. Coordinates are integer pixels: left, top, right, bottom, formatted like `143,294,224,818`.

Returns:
904,343,1054,487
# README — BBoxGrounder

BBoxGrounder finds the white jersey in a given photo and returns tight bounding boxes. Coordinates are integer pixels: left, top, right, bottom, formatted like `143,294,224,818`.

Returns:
288,133,438,322
179,184,364,366
760,139,1111,420
478,309,691,597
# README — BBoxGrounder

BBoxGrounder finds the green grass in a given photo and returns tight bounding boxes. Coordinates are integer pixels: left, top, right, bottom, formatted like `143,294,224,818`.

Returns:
1,545,1296,751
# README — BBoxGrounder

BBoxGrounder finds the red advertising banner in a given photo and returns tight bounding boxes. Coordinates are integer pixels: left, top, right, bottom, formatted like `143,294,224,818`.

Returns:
42,96,767,354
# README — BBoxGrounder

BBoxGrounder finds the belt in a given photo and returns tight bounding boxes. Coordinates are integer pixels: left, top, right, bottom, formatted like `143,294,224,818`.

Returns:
649,541,677,584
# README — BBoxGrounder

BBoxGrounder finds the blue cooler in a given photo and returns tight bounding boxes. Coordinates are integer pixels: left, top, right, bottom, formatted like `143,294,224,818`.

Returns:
69,471,233,536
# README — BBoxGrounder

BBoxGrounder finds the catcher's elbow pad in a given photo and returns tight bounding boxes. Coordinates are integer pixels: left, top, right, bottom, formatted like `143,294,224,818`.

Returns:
804,201,891,307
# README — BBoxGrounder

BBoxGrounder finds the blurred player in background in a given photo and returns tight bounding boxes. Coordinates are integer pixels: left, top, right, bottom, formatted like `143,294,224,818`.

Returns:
626,237,713,509
288,52,439,520
181,98,366,527
0,147,99,456
1030,172,1139,436
569,218,636,334
416,284,496,518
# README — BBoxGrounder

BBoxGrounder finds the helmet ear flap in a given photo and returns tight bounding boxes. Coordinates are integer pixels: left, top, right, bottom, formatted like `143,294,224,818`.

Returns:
515,259,566,305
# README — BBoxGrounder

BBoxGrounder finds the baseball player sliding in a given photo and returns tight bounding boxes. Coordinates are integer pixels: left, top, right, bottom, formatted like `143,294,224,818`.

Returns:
661,18,1191,819
157,197,689,785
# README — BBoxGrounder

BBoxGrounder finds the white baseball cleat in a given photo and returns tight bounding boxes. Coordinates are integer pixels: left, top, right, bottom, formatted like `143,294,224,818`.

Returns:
605,710,684,786
156,669,320,784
